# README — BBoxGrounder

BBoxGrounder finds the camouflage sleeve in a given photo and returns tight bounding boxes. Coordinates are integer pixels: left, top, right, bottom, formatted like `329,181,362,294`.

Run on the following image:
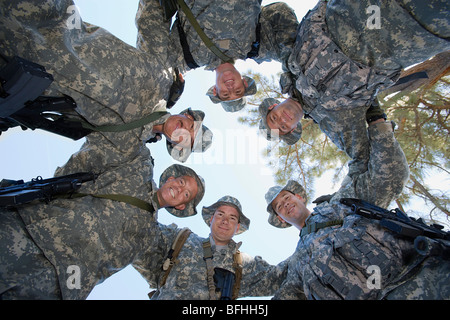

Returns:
239,254,289,298
255,2,299,66
132,223,180,288
135,0,174,70
326,0,450,70
271,256,306,300
332,121,409,208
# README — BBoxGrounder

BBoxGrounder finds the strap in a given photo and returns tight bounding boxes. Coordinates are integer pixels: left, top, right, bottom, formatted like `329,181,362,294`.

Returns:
160,227,192,287
231,250,243,300
72,192,155,213
202,239,217,300
75,111,169,133
176,0,233,64
176,15,200,69
300,219,343,237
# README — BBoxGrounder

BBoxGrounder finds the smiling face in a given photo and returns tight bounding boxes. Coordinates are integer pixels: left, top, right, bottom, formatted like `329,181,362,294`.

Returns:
214,62,248,101
157,175,198,210
271,190,310,229
266,99,303,135
210,205,240,246
163,113,197,150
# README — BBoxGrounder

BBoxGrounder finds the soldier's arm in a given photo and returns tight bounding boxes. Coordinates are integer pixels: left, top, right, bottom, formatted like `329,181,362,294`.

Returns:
238,253,289,298
132,223,180,288
332,120,409,208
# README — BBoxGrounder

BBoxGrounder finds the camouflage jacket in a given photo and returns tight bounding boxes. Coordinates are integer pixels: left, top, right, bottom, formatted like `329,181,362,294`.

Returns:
0,0,172,153
281,0,449,177
14,142,160,300
281,0,400,178
272,122,415,300
137,0,298,72
273,203,419,300
326,0,450,70
133,223,288,299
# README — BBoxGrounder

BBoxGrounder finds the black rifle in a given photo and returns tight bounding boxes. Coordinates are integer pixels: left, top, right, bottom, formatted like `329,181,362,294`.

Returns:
340,198,449,241
214,268,235,300
0,56,92,140
340,198,450,259
0,172,96,207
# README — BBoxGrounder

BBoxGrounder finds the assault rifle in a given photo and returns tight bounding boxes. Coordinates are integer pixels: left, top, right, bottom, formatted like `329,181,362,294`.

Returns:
0,56,92,140
340,198,450,259
214,268,236,301
0,172,96,207
340,198,449,241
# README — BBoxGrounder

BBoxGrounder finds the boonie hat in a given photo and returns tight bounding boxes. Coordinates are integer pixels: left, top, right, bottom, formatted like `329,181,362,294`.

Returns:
166,108,213,163
202,195,250,235
206,76,257,112
258,98,302,145
264,180,307,228
159,164,205,218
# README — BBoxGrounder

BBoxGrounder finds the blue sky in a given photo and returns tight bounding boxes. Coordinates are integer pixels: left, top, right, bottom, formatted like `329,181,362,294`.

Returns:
0,0,447,300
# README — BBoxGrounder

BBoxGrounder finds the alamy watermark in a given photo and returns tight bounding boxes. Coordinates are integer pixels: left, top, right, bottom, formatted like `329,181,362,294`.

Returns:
366,265,381,290
66,265,81,290
366,5,381,30
66,5,82,30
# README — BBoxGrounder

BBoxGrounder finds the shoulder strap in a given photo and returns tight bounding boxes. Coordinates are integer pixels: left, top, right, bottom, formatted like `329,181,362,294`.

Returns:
159,227,192,287
71,192,155,213
202,238,217,300
75,111,169,133
232,250,243,300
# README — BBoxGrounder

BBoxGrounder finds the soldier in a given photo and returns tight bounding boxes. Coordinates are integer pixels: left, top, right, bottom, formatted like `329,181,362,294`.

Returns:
259,0,450,176
264,119,450,299
137,0,299,112
0,0,212,162
134,196,287,299
0,160,205,300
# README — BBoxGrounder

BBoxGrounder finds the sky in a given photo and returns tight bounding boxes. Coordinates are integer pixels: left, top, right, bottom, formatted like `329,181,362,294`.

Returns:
0,0,447,300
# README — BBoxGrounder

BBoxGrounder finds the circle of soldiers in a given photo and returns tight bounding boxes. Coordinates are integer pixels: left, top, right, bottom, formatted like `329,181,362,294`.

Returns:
0,0,449,300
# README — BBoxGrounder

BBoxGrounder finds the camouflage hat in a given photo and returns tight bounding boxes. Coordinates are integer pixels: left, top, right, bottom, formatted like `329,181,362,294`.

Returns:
206,76,257,112
159,164,205,218
258,98,302,145
202,196,250,235
264,180,307,228
166,108,213,163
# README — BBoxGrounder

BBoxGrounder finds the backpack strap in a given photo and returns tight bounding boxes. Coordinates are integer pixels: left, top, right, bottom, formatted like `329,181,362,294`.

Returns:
202,238,217,300
160,227,192,287
231,250,243,300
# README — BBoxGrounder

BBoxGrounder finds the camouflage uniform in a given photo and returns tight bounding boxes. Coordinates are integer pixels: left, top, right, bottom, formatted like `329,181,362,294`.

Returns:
0,144,160,300
134,224,287,299
0,0,174,156
269,123,449,299
134,196,287,299
268,0,449,176
137,0,298,72
0,154,205,300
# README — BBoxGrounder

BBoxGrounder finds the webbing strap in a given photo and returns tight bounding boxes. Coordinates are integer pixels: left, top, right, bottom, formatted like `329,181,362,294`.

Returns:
202,239,217,300
73,192,155,213
75,111,168,133
176,0,233,64
300,219,343,237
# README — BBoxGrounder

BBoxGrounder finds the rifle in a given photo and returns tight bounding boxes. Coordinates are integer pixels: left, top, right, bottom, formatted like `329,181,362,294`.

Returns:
340,198,450,258
0,56,92,140
214,268,236,300
0,172,96,207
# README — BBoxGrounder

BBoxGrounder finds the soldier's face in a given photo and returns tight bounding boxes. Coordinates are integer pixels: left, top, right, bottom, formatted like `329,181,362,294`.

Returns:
210,205,240,246
272,190,309,227
164,113,197,150
158,175,198,210
266,99,303,135
214,62,248,101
